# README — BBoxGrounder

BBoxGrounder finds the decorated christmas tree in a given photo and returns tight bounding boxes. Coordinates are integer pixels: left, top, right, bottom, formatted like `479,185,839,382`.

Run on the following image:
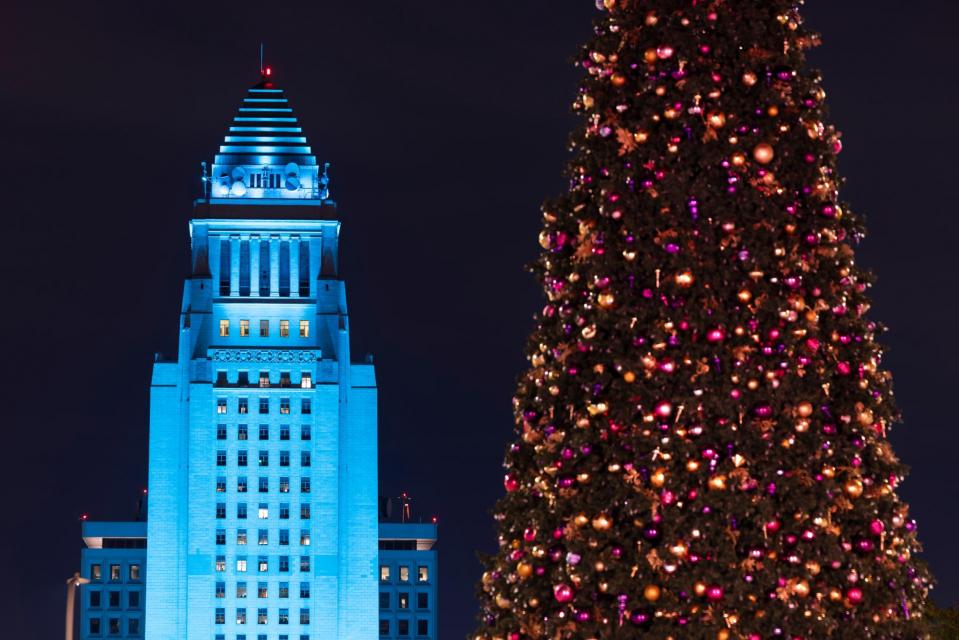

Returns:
475,1,932,638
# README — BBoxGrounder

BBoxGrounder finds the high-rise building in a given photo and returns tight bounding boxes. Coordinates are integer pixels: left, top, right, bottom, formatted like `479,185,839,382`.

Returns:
79,521,147,639
144,70,378,640
377,523,438,640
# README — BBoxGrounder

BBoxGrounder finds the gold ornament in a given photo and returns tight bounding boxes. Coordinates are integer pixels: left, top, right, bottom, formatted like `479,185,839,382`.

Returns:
797,402,814,418
753,143,775,164
644,585,662,602
731,152,747,167
592,514,613,531
517,562,533,579
742,71,758,86
708,475,728,491
650,468,667,488
574,513,590,527
675,270,695,288
707,111,727,128
694,582,707,597
623,371,636,383
845,479,864,498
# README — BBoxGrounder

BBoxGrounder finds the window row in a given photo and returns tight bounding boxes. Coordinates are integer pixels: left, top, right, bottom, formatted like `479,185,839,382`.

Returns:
379,565,430,584
379,618,430,637
216,450,312,467
217,476,311,494
215,371,314,389
217,424,311,441
215,581,311,599
215,555,313,573
219,319,310,338
88,589,141,609
216,529,312,546
89,563,141,582
379,591,430,610
214,503,311,520
217,398,311,415
214,635,309,640
215,607,310,626
88,616,140,636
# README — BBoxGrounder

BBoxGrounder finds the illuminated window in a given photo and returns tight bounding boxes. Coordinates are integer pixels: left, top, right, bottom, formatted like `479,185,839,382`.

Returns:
237,558,248,572
238,477,248,493
299,320,309,338
399,566,409,582
300,373,311,389
239,398,249,414
279,477,290,493
258,504,269,519
379,565,390,582
300,531,310,546
417,566,429,583
258,608,268,625
90,564,102,581
237,530,247,545
237,582,247,598
260,320,270,337
301,399,311,414
300,477,311,493
217,424,227,440
259,424,269,440
279,609,289,625
216,530,225,545
258,582,268,598
216,398,227,414
417,619,428,636
398,592,409,609
238,424,248,440
219,320,230,337
280,398,290,414
259,372,270,388
236,608,247,624
280,320,290,337
110,564,120,581
215,477,226,493
215,582,225,598
215,608,225,624
258,477,268,493
240,320,250,337
280,425,290,440
258,529,268,545
215,556,226,572
258,557,268,572
417,593,428,609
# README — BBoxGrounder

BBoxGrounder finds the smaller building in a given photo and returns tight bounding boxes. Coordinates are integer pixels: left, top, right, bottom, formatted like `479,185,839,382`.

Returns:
378,523,438,640
79,521,147,639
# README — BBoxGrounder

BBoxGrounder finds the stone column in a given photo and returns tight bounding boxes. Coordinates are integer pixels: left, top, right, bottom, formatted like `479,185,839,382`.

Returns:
230,235,240,297
270,235,280,297
290,235,300,298
250,235,260,297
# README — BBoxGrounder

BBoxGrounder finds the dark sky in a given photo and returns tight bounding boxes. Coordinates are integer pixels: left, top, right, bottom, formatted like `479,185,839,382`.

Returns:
2,2,957,638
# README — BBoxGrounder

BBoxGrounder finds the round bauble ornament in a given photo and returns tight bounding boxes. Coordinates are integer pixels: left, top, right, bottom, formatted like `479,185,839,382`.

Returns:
553,583,574,603
592,514,612,531
644,585,661,602
517,562,533,579
753,143,775,164
845,479,864,499
504,475,519,492
847,587,864,605
706,585,724,602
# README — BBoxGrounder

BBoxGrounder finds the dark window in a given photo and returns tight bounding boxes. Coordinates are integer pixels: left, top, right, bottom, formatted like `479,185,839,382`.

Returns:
216,503,226,518
280,372,291,387
280,451,290,467
300,477,310,493
398,619,409,636
417,592,428,609
238,451,248,466
301,398,311,414
216,424,227,440
417,619,428,636
279,477,290,493
280,425,290,440
259,398,269,414
301,452,311,467
279,556,290,572
299,582,310,598
238,424,249,440
216,451,226,466
379,592,389,609
301,425,311,441
259,451,269,466
89,618,101,635
216,530,226,545
238,477,248,492
279,529,289,545
259,425,269,440
379,620,389,636
109,617,120,635
259,477,269,493
216,477,226,493
90,591,101,608
129,591,140,608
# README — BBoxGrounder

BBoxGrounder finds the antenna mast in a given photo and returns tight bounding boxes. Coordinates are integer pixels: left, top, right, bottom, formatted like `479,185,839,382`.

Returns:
259,43,264,75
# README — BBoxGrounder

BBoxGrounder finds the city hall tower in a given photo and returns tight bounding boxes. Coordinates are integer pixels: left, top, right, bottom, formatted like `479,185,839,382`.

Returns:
145,71,378,640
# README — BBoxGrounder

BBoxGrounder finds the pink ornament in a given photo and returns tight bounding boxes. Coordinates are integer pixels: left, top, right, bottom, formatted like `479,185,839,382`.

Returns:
870,520,885,536
706,585,724,602
656,46,674,60
504,475,519,492
706,327,726,343
553,583,574,603
654,401,673,418
847,587,864,604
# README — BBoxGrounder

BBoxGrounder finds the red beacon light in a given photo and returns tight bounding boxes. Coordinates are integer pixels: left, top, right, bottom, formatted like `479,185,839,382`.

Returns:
264,66,272,76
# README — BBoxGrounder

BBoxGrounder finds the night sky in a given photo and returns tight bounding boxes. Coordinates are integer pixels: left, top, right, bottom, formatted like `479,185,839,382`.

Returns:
2,2,957,638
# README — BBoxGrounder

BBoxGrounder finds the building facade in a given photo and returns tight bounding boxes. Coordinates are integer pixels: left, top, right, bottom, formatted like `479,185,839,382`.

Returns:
378,523,438,640
144,73,378,640
80,522,148,639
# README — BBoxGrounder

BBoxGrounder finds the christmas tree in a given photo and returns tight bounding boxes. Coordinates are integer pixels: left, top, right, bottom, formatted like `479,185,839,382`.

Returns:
475,1,932,639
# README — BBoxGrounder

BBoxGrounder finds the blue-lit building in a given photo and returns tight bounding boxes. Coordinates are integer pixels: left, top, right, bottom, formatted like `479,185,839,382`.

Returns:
144,71,378,640
80,522,148,639
378,523,438,640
